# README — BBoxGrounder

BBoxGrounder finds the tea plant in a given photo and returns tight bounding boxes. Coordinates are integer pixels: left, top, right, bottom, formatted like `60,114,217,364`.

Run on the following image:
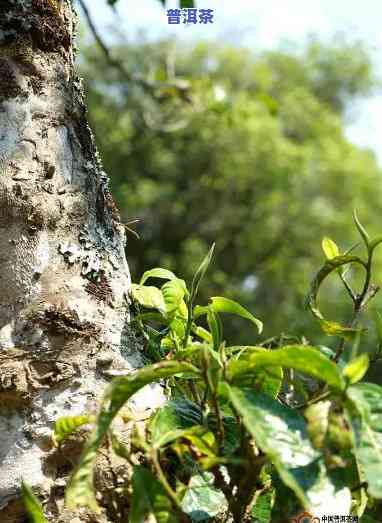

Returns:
24,213,382,522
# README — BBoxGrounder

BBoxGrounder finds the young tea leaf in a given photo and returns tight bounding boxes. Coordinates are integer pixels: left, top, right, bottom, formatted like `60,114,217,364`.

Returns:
190,244,215,303
21,482,48,523
193,305,209,318
322,237,340,260
207,308,222,350
110,431,131,461
192,324,212,343
195,297,263,334
53,415,92,445
210,296,263,334
140,267,178,286
305,400,331,449
227,345,345,392
319,319,362,340
343,354,369,385
162,279,187,317
130,466,178,523
168,316,186,339
202,344,223,394
131,284,166,314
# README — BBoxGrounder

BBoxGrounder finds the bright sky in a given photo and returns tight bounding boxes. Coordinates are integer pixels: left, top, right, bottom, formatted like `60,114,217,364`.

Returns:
81,0,382,163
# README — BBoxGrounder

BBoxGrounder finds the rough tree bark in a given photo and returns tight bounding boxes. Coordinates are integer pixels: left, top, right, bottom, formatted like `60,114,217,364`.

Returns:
0,1,162,521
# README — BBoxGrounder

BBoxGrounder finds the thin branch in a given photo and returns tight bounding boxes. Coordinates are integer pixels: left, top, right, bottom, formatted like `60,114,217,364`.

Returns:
151,450,184,513
333,251,379,363
339,272,356,302
77,0,190,94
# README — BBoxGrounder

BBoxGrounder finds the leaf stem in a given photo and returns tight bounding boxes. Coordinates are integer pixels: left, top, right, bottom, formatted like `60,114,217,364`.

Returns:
212,392,225,451
333,249,378,363
296,390,331,410
151,449,184,513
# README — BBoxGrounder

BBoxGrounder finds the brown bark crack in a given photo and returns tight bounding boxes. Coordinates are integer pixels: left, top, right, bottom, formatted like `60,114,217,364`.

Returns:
0,0,71,53
0,59,25,101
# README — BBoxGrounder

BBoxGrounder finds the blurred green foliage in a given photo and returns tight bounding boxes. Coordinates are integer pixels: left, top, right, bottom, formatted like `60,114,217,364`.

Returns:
81,36,382,344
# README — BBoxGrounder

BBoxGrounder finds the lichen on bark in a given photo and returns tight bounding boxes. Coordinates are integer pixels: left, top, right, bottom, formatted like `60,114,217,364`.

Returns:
0,2,162,521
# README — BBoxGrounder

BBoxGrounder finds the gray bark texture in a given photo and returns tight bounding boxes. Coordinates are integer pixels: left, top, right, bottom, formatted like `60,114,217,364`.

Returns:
0,1,162,521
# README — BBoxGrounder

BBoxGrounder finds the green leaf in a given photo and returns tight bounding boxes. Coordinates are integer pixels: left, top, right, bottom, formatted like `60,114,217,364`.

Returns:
161,335,176,351
227,345,345,392
207,414,240,455
306,255,366,321
131,284,166,314
207,308,222,350
319,319,362,340
66,360,199,511
347,383,382,498
150,399,202,448
180,0,195,8
251,489,274,523
202,344,223,394
190,244,215,303
193,305,209,318
343,354,369,384
181,472,226,521
318,346,347,370
140,267,178,285
322,237,340,259
162,279,187,316
224,385,351,512
130,466,178,523
211,297,263,334
168,317,186,339
21,482,48,523
136,311,168,324
196,297,263,334
192,324,212,343
227,346,283,398
360,515,380,523
305,400,331,449
179,426,218,457
110,431,131,461
53,415,92,444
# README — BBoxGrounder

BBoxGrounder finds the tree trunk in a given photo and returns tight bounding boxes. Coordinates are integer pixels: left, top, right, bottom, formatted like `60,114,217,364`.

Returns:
0,2,160,521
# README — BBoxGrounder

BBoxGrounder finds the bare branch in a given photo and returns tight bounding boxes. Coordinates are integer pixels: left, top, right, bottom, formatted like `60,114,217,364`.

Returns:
77,0,191,94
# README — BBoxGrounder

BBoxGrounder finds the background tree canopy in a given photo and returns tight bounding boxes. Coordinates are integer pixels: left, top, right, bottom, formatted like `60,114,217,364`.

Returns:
81,36,382,346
